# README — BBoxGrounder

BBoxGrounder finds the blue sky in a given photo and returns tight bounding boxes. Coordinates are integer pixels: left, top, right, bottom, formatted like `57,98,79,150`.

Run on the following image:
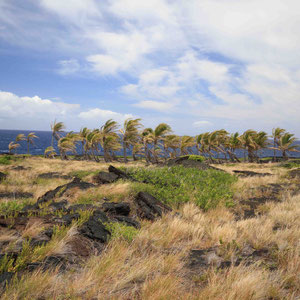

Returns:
0,0,300,136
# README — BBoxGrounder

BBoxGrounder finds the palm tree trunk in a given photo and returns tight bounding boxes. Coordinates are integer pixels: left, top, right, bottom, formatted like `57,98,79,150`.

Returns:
27,142,30,155
273,139,276,162
123,143,128,163
283,150,288,160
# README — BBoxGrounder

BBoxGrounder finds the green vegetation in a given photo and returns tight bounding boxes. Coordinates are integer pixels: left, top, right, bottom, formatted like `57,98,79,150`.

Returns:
0,199,32,217
0,155,21,165
279,162,300,169
105,222,139,242
187,155,206,162
126,166,237,210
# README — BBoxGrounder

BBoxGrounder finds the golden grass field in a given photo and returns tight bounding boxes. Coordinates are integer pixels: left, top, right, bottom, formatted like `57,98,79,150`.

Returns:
0,157,299,299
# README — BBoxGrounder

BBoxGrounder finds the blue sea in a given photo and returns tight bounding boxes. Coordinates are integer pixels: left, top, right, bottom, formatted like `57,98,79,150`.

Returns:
0,129,299,158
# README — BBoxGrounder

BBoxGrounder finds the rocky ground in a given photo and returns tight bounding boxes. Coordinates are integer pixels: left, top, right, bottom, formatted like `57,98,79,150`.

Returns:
0,156,300,299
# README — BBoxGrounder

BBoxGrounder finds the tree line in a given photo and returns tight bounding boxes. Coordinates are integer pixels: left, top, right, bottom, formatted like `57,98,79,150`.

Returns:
8,119,299,163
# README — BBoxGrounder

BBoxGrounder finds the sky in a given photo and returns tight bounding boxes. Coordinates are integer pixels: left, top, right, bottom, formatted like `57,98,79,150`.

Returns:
0,0,300,136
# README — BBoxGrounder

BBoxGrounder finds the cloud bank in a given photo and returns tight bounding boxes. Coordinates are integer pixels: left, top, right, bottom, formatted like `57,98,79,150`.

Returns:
0,0,300,135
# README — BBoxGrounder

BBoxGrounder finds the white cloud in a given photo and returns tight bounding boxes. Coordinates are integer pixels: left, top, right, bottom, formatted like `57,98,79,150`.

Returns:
0,90,135,131
193,121,212,127
79,108,133,123
58,59,80,75
1,1,300,134
0,91,79,118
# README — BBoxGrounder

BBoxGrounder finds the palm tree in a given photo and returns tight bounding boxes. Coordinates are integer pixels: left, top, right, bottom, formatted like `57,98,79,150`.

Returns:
253,131,269,161
100,119,120,162
26,132,38,154
180,136,195,156
164,134,180,159
240,130,258,162
44,146,56,158
120,118,142,163
227,132,241,162
142,128,154,164
8,141,20,154
132,142,144,161
152,123,172,163
271,128,286,162
51,120,65,147
85,129,102,162
79,127,91,157
16,134,26,142
272,132,299,160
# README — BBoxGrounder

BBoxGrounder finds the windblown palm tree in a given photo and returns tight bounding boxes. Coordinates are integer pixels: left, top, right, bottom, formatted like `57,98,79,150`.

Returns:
100,119,120,162
8,142,20,155
120,118,142,163
271,128,286,162
51,120,65,147
79,127,91,157
141,128,154,164
132,142,144,161
152,123,172,163
58,132,81,160
44,146,56,158
272,132,299,160
26,132,38,154
240,130,258,162
180,136,195,156
16,134,26,142
164,134,180,159
253,131,269,160
227,132,241,162
85,129,102,162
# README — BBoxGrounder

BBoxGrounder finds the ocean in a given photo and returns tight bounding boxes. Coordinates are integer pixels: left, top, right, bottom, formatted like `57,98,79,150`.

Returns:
0,129,299,158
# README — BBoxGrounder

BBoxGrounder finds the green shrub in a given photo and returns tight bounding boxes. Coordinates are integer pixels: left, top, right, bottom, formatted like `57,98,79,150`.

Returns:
188,155,206,162
0,156,12,165
0,199,32,217
105,222,139,242
280,162,300,169
126,166,237,210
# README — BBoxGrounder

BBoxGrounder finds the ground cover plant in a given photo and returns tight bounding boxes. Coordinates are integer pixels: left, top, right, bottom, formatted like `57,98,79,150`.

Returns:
0,156,299,299
126,166,237,209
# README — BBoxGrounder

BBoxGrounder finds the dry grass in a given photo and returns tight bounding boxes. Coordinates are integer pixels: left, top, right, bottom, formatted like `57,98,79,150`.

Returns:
1,158,300,299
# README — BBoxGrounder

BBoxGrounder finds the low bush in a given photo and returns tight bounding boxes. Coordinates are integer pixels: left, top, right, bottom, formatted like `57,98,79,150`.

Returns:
188,155,206,162
105,222,139,242
126,166,237,210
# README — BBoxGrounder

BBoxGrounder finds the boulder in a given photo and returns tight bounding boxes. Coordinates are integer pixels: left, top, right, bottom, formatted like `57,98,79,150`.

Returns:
134,192,172,221
37,178,94,205
0,272,14,289
108,165,136,181
48,200,69,212
0,172,7,182
113,215,140,229
37,172,72,180
233,170,272,177
79,215,110,243
102,202,130,216
93,171,119,184
11,166,30,171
